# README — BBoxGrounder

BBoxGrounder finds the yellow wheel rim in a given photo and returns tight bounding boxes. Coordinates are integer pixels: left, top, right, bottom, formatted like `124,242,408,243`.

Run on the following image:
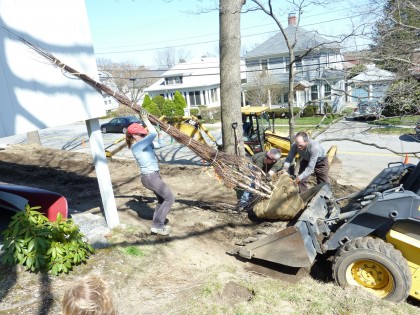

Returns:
346,260,394,298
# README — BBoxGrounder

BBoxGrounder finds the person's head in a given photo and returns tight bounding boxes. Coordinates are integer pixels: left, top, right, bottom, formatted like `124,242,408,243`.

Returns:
62,274,116,315
295,132,309,150
264,148,281,164
125,123,148,148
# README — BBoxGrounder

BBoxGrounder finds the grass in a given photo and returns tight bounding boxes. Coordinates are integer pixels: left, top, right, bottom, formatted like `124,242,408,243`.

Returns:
368,115,420,126
164,266,420,315
368,127,414,135
274,115,338,126
123,245,146,257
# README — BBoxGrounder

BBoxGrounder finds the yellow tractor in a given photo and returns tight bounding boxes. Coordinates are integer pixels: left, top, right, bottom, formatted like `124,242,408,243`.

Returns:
241,106,337,164
230,161,420,302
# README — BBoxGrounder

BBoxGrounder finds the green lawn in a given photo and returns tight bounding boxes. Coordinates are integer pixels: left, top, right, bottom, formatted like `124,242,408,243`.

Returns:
368,127,415,135
274,115,337,126
368,115,420,126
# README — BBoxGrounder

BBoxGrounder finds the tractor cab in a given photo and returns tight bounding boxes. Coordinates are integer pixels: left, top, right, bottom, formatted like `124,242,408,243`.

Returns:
241,106,290,157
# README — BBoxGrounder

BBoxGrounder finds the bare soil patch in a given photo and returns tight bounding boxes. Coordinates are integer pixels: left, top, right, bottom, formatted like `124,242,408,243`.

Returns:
2,144,414,315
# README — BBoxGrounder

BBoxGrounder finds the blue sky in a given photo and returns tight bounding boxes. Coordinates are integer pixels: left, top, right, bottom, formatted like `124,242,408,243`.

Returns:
85,0,373,68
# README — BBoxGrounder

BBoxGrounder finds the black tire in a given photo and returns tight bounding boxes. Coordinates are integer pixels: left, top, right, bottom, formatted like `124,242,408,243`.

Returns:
332,237,411,302
122,127,127,134
101,127,107,134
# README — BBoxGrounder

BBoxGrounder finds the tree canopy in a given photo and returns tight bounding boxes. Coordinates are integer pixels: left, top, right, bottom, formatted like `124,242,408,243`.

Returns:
370,0,420,73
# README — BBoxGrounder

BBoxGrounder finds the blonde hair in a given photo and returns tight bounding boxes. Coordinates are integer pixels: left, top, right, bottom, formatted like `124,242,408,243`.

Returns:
62,274,116,315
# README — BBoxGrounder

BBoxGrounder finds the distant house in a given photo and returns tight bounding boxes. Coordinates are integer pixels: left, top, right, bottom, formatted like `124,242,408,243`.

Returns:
145,57,246,113
98,70,119,112
242,13,346,112
348,64,395,102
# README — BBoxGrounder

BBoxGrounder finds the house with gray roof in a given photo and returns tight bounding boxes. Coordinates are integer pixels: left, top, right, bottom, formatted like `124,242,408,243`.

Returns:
348,64,395,102
243,13,346,112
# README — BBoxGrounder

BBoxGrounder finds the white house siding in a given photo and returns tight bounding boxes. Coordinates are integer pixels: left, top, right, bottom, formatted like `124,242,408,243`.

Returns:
348,65,395,103
244,50,345,110
145,58,245,112
98,70,119,112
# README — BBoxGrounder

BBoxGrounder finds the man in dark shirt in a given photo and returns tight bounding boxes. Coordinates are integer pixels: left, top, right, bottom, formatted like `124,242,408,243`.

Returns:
283,132,329,192
238,148,283,208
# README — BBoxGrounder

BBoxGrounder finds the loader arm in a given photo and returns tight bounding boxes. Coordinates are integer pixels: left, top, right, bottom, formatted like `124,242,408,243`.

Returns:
229,183,335,267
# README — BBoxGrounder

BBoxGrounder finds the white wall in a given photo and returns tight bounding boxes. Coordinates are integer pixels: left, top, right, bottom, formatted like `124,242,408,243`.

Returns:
0,0,105,138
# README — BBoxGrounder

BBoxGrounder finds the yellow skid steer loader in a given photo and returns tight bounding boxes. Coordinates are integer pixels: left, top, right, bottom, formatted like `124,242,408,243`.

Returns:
229,161,420,302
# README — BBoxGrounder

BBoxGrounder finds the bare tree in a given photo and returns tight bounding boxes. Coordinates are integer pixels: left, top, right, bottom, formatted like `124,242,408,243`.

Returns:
245,72,282,107
97,59,156,105
367,0,420,118
155,47,192,68
155,47,176,69
219,0,246,155
246,0,356,139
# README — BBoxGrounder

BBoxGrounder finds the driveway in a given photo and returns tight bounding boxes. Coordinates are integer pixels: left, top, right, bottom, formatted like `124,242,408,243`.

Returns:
317,119,420,188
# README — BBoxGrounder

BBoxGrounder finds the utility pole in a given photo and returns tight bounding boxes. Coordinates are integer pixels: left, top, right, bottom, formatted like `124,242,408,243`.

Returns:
129,78,136,102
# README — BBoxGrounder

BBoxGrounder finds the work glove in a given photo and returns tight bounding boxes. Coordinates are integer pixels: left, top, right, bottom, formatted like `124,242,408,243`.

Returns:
140,108,149,119
265,174,272,182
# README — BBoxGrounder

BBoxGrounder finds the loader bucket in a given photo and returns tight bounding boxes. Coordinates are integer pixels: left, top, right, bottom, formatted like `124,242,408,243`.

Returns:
228,223,316,268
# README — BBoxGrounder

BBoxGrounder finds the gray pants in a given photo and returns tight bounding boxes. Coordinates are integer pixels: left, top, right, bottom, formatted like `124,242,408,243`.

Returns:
141,171,174,228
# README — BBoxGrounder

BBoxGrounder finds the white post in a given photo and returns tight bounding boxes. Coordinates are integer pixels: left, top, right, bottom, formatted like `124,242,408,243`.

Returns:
85,118,120,228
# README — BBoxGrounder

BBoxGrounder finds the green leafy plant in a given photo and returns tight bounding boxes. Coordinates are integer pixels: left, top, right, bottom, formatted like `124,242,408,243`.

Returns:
1,204,94,275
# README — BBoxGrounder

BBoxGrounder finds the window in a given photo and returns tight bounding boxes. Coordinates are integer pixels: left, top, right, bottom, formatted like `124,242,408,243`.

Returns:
261,59,268,75
295,57,302,72
284,57,290,72
246,59,259,67
311,85,318,100
324,84,331,99
188,91,201,106
210,88,218,103
165,76,183,85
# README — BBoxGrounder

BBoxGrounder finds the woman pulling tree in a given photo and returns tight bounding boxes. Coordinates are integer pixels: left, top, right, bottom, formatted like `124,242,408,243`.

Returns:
125,109,174,236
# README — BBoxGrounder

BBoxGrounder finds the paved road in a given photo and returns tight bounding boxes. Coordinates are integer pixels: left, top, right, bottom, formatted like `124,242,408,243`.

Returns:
317,119,419,188
1,118,418,189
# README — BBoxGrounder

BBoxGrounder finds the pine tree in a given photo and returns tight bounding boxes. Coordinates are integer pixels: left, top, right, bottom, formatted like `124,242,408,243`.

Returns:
142,95,161,116
152,95,165,114
161,99,176,116
173,91,187,115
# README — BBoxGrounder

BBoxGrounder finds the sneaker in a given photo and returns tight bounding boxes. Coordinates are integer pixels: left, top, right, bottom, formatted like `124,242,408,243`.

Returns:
236,201,247,210
151,225,171,236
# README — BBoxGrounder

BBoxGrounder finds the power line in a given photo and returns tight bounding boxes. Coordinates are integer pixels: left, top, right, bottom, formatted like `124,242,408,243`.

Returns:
94,12,369,55
100,56,386,81
98,41,374,71
96,3,372,50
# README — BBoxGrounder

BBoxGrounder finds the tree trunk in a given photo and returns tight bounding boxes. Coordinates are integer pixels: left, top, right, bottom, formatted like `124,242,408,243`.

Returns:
219,0,244,155
288,50,296,141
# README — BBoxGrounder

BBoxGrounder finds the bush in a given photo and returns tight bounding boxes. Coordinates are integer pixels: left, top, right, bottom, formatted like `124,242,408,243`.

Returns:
152,95,165,114
302,107,315,117
1,205,94,275
190,108,199,116
302,105,318,117
173,91,187,114
161,99,178,116
200,106,221,123
144,101,161,117
268,107,301,118
324,102,332,114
